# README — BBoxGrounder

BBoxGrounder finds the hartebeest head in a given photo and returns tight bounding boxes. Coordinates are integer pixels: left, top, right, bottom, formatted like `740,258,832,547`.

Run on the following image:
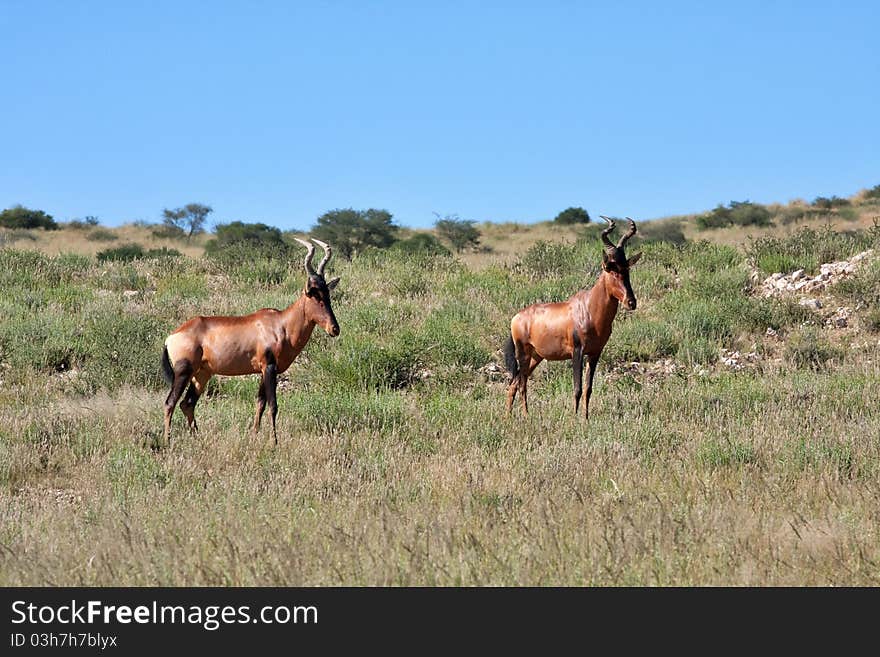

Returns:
598,216,643,311
294,237,341,337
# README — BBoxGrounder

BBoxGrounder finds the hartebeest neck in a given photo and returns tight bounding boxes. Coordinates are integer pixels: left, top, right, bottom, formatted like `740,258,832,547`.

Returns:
588,273,620,334
281,295,317,349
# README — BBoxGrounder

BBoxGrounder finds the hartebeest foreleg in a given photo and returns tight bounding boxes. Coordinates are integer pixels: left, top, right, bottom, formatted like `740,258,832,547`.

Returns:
584,355,599,419
573,344,584,414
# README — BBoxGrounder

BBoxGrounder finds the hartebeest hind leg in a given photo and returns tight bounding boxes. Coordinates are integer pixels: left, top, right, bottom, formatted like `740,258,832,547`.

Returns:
164,359,193,444
253,355,279,445
518,355,543,416
180,370,211,434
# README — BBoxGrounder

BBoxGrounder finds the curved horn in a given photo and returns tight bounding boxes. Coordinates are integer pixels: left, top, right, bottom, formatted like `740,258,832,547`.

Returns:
311,238,332,275
293,237,316,275
617,217,637,249
598,215,618,255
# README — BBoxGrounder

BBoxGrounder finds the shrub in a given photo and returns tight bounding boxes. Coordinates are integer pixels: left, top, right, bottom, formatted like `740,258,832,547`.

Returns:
696,201,771,230
863,184,880,200
747,225,879,274
96,244,148,262
785,327,844,369
553,206,591,224
813,196,851,209
0,205,58,230
516,239,595,279
605,319,678,363
864,308,880,332
636,218,687,245
205,222,290,261
86,228,119,242
67,216,100,229
151,224,187,240
391,233,451,257
145,247,182,259
434,216,481,253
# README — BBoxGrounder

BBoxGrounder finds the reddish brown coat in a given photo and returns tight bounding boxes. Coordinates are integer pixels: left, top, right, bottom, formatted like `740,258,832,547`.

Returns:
505,218,642,417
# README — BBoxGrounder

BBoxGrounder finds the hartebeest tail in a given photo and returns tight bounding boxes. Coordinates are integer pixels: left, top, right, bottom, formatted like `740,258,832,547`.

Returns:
161,345,174,386
504,333,519,379
506,216,643,417
162,238,341,445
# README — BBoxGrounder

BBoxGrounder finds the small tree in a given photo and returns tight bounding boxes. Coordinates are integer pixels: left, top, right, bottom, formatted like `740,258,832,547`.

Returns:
0,205,58,230
162,203,213,238
311,208,399,259
553,206,591,224
433,214,481,253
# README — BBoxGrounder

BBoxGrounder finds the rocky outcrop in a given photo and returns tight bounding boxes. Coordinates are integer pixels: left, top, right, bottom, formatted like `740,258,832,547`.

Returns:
757,249,873,298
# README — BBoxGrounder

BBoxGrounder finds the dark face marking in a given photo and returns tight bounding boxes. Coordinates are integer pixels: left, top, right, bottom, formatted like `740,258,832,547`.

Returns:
602,250,638,310
305,274,341,336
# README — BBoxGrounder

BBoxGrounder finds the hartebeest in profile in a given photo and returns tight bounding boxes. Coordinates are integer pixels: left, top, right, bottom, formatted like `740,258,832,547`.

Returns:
504,216,642,417
161,238,340,444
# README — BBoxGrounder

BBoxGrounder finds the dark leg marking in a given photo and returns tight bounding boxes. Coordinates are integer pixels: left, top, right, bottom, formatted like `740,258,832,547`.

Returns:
265,361,278,445
585,355,599,419
180,382,201,433
163,360,193,444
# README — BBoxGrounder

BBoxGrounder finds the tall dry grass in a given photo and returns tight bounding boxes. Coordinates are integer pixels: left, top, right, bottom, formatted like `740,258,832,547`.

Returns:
1,219,879,585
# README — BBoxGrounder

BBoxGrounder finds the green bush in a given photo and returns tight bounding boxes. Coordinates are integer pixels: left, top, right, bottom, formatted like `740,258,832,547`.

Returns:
635,218,687,245
313,333,425,391
97,244,145,262
553,206,591,225
66,216,100,229
516,239,595,279
206,222,290,260
151,224,187,240
391,233,451,257
696,201,771,230
0,205,58,230
87,228,119,242
813,196,851,209
605,318,678,363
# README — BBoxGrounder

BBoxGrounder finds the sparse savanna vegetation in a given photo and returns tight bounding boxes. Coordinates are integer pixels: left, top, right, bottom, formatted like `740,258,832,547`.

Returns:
1,188,880,585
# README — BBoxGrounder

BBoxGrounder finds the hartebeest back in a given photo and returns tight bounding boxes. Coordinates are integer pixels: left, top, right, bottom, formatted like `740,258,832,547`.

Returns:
504,216,642,417
161,238,340,444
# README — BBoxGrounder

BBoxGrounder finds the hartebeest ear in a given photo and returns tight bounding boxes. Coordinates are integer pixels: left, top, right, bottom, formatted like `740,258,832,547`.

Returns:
627,252,643,267
327,276,340,290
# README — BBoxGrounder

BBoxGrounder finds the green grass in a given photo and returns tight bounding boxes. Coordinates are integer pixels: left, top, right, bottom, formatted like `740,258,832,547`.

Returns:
1,231,879,586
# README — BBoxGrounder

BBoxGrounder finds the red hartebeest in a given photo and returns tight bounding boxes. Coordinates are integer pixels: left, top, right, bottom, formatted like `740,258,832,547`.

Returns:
504,216,642,417
161,238,340,444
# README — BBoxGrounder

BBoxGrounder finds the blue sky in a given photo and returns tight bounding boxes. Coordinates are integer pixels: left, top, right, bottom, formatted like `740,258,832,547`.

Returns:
2,1,878,230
